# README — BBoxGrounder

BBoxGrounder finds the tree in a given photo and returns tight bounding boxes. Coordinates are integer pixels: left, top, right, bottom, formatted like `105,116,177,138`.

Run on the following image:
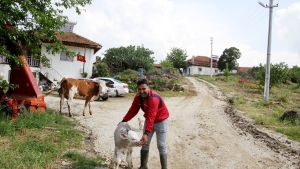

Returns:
160,59,173,69
289,66,300,86
103,45,155,73
217,47,241,72
254,62,289,89
0,0,92,67
166,47,188,74
96,62,110,77
223,63,230,80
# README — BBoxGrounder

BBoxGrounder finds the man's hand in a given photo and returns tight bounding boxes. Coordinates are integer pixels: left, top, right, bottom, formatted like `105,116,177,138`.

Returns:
140,134,148,146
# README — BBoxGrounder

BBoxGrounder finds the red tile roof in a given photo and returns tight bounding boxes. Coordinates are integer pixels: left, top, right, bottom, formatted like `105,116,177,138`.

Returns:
238,67,252,73
187,56,217,68
55,31,102,54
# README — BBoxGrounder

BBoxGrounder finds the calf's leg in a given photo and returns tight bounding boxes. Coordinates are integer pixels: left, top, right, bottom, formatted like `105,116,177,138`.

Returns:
126,147,133,169
115,150,121,169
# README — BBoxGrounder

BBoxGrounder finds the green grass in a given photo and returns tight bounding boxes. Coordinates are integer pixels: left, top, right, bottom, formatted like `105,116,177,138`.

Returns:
197,75,300,142
63,151,107,169
0,109,106,169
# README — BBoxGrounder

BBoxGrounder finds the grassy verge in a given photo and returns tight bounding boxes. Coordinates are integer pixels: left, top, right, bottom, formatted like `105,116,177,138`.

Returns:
0,109,106,169
196,75,300,142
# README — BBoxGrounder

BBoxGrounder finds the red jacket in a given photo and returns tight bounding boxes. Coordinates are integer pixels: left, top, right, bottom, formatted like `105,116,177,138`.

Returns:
122,89,169,133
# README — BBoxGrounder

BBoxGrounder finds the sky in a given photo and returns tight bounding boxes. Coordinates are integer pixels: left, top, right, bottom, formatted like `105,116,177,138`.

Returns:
62,0,300,68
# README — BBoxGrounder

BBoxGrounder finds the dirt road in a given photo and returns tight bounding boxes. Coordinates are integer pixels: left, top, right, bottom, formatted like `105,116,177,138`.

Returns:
45,77,300,169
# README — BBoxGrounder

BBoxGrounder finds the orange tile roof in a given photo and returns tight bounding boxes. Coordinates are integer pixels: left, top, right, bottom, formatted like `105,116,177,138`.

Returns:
238,67,252,73
153,63,161,67
55,31,102,54
187,56,217,68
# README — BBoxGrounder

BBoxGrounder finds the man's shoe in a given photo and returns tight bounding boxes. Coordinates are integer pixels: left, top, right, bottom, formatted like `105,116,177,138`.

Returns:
160,154,167,169
138,150,149,169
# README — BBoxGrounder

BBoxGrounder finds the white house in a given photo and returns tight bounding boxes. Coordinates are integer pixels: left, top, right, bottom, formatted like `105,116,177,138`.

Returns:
0,21,102,85
184,56,219,76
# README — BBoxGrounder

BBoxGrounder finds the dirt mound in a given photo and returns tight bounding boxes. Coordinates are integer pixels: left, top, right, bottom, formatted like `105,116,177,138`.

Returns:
144,68,188,91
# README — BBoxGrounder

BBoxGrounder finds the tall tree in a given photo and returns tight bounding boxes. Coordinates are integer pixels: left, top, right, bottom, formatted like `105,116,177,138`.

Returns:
217,47,241,72
166,47,188,74
103,45,155,73
0,0,92,67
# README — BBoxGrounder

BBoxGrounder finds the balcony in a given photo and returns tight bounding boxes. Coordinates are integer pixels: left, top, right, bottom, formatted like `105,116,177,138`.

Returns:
0,55,40,67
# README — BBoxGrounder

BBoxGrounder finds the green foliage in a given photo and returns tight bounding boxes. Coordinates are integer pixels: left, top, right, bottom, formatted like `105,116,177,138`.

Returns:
116,69,139,83
288,65,300,87
0,0,92,68
166,47,188,74
0,79,19,93
223,63,230,79
160,59,174,68
103,45,155,73
218,47,241,71
253,62,290,89
96,62,110,77
81,72,88,78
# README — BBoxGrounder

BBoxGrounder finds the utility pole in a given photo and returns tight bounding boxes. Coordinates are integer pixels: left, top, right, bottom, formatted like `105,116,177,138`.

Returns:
258,0,278,101
210,37,213,77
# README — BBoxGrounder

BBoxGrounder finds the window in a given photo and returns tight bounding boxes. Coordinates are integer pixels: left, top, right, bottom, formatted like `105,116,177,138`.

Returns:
215,69,218,73
60,51,73,62
198,68,202,72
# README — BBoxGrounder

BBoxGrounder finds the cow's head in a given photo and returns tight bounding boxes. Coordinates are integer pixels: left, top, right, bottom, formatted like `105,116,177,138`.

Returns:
97,80,107,94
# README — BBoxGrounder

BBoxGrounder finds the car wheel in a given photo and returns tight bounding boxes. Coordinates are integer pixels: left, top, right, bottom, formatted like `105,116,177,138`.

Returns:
101,97,108,101
116,90,118,96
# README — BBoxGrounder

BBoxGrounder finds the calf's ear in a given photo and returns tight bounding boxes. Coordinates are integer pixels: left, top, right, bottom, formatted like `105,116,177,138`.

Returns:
120,133,128,139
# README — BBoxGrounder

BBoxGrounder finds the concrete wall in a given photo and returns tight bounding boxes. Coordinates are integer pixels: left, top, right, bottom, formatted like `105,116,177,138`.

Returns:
41,43,95,81
186,66,219,76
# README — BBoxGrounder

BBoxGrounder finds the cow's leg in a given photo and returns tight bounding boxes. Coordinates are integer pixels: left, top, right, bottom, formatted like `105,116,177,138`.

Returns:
66,100,72,117
59,97,64,115
88,101,92,115
82,99,89,116
126,147,133,169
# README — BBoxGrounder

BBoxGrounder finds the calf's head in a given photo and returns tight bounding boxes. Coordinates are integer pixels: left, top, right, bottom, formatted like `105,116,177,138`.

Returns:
120,129,140,146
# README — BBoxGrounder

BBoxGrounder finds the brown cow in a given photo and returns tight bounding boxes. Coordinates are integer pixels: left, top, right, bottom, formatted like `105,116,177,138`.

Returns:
59,77,107,117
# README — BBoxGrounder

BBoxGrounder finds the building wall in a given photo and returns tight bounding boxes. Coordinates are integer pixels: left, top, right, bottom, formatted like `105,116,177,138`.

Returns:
0,62,40,84
186,66,219,76
41,44,95,81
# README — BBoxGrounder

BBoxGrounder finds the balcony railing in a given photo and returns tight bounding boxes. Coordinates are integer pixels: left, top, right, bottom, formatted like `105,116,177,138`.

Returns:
0,55,40,67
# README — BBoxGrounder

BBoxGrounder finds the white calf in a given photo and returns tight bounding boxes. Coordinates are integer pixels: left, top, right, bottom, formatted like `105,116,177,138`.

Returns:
110,122,140,169
138,118,144,130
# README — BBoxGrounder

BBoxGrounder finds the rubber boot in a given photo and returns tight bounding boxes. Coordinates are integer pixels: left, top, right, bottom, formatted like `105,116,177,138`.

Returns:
160,154,167,169
138,150,149,169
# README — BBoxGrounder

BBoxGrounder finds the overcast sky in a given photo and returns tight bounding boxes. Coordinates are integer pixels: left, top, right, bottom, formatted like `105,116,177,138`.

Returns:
62,0,300,68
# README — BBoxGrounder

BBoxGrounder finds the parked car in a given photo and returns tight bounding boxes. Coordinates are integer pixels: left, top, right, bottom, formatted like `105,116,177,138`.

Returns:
77,78,117,101
93,77,129,96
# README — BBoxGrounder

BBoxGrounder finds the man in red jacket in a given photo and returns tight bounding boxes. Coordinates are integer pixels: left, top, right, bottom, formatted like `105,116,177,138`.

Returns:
121,78,169,169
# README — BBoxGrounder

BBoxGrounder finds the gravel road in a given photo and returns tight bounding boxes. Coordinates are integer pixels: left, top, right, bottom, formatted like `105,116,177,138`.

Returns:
45,77,300,169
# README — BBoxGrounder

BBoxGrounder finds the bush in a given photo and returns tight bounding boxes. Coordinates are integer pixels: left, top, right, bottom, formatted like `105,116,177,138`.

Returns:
96,62,110,77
